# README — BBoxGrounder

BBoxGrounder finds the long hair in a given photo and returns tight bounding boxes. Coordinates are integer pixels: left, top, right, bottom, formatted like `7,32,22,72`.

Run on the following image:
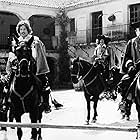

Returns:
16,20,33,36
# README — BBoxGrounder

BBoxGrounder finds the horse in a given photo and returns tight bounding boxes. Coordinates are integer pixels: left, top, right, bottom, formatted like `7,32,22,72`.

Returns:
70,57,122,124
0,75,8,131
7,36,43,140
105,66,123,100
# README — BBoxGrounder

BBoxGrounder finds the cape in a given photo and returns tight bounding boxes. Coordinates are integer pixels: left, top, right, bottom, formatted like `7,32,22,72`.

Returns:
18,35,50,75
120,37,140,74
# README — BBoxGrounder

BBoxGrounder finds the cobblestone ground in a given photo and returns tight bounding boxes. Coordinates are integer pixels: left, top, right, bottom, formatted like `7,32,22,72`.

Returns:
0,89,138,140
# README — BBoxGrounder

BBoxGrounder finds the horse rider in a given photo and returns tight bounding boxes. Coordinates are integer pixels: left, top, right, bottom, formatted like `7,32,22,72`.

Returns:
119,21,140,120
91,35,119,92
5,20,51,112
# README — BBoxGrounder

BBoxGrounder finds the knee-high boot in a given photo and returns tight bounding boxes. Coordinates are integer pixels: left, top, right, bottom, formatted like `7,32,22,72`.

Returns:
37,74,51,113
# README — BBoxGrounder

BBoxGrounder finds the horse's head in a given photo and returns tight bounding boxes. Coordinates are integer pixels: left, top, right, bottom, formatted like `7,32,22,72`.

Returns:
70,57,92,84
14,37,36,77
70,57,80,84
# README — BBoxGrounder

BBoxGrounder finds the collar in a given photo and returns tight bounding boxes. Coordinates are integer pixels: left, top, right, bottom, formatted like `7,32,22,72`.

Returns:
18,35,32,42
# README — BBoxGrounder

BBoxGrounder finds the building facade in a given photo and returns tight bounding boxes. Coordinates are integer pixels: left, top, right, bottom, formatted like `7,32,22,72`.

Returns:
0,0,140,87
67,0,140,44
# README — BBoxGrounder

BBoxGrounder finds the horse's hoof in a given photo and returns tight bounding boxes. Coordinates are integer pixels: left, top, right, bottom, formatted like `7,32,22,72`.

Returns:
91,119,97,123
38,136,42,140
85,120,89,125
30,137,37,140
126,116,130,121
121,115,125,120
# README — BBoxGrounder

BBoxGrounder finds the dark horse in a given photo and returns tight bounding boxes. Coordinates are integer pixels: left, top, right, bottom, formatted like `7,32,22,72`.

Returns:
0,75,8,131
8,36,43,140
70,57,122,124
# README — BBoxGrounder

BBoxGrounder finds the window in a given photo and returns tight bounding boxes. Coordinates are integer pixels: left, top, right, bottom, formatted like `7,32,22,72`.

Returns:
130,4,140,23
70,18,75,32
92,11,102,42
130,4,140,38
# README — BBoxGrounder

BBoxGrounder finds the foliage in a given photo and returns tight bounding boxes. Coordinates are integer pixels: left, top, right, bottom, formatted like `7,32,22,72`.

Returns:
56,8,71,84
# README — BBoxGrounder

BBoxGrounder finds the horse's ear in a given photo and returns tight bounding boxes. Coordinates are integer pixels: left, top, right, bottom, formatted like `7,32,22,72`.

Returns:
12,34,19,45
27,36,34,47
70,58,75,64
76,56,80,61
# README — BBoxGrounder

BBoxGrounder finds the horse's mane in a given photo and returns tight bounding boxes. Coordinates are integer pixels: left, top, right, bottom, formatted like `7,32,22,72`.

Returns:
78,57,92,67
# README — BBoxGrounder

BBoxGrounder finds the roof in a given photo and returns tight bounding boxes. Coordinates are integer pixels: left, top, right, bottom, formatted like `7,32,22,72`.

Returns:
0,0,99,8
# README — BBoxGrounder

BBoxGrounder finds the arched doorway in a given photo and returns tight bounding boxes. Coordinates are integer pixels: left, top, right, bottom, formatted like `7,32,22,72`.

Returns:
0,11,19,73
29,15,55,50
0,11,19,49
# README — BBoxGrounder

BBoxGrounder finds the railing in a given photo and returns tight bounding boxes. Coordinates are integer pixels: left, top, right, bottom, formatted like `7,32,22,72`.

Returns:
68,24,132,45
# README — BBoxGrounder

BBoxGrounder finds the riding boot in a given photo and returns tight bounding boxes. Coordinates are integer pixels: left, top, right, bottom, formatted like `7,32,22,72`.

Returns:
37,74,51,113
42,85,51,113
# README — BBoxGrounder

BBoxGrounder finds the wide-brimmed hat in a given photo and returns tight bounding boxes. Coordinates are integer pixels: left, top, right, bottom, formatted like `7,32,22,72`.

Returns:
97,35,111,45
104,35,111,45
130,21,140,29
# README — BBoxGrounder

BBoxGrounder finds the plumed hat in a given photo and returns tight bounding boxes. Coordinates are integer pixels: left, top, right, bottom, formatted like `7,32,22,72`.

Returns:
98,35,111,45
96,34,101,40
130,21,140,29
104,35,111,45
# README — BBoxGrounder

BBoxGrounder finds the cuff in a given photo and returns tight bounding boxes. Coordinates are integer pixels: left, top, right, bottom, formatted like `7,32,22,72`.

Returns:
125,60,133,69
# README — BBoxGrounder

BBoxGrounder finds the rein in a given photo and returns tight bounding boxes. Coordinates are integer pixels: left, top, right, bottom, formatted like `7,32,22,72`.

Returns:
78,60,98,86
10,76,34,113
73,60,98,95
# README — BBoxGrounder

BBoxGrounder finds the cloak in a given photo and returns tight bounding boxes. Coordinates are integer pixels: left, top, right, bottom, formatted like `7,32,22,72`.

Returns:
120,37,140,74
13,35,50,75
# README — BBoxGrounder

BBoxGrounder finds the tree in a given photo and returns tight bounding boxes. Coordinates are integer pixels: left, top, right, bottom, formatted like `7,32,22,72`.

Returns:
56,8,71,86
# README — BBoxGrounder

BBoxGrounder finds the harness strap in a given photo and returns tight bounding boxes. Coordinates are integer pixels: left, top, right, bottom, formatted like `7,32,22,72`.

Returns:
83,81,91,96
84,75,97,87
80,64,94,81
11,78,34,113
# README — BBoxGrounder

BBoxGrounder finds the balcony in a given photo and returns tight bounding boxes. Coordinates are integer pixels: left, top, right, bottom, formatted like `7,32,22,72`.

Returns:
68,23,132,45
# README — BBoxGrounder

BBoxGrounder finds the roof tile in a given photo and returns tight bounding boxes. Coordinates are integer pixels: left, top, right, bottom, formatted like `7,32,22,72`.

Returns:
0,0,98,8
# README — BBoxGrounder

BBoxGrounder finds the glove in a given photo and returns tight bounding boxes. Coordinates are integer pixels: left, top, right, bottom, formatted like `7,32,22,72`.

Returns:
128,66,136,77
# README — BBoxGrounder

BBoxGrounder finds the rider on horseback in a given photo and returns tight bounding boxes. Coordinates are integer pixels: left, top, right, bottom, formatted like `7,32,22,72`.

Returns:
92,35,119,94
118,21,140,120
5,20,51,112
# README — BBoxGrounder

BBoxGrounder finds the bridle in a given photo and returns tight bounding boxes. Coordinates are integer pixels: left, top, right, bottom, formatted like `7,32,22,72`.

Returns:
71,59,97,86
10,75,34,113
16,58,31,78
71,60,82,80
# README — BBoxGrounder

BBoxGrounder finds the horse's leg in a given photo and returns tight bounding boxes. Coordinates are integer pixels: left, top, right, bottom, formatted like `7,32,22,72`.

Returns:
15,115,22,140
135,103,140,139
30,110,38,140
125,99,132,121
91,99,98,123
9,107,15,129
84,93,90,125
86,100,90,125
37,107,43,140
0,111,7,131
